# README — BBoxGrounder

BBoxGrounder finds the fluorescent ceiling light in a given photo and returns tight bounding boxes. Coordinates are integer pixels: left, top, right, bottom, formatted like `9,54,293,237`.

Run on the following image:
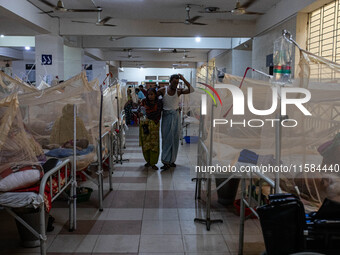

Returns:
25,46,31,50
195,36,201,42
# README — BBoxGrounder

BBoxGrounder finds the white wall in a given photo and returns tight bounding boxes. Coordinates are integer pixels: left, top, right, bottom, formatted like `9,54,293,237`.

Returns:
212,49,251,78
35,34,64,85
232,50,252,77
214,51,233,75
64,45,84,80
83,55,107,83
118,68,196,85
12,50,35,81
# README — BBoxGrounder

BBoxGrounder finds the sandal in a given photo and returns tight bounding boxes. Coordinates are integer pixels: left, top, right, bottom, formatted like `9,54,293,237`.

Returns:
144,162,151,167
151,165,158,170
161,164,170,170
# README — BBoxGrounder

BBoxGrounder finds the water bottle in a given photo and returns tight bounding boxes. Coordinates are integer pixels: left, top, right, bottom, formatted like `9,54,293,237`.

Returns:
273,34,293,85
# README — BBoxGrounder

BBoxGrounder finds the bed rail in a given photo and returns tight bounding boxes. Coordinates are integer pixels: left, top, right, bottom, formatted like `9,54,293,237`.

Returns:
81,130,113,211
238,163,280,255
4,158,73,255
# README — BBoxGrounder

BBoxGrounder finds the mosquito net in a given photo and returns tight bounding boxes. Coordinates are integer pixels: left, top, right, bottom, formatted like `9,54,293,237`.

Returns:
0,71,37,98
0,93,38,173
196,44,340,207
17,72,101,171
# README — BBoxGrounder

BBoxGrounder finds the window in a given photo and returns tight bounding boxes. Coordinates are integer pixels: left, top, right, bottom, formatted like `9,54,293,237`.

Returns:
307,0,340,80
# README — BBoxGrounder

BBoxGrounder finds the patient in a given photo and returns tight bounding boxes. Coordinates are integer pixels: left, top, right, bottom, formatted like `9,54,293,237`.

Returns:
62,139,89,150
50,104,90,145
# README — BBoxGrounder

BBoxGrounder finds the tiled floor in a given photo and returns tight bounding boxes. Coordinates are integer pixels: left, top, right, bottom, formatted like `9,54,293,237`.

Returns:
0,126,265,255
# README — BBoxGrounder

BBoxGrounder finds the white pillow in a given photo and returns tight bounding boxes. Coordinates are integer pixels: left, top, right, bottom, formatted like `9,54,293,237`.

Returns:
0,170,41,192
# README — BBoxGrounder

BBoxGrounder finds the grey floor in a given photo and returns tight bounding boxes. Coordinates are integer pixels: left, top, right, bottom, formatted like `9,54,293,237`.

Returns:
0,126,265,255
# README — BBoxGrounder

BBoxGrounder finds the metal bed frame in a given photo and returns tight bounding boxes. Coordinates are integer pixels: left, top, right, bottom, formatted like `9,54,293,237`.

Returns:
2,159,75,255
113,110,129,164
80,125,116,211
193,65,282,254
193,67,224,230
237,163,279,255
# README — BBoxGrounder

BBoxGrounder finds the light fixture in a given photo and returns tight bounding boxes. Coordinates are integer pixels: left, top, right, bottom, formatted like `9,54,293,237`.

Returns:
0,34,4,38
158,48,161,51
25,46,31,50
195,36,201,42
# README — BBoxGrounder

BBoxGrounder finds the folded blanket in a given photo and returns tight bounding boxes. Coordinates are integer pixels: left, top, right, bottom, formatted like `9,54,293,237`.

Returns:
45,145,94,158
238,149,258,165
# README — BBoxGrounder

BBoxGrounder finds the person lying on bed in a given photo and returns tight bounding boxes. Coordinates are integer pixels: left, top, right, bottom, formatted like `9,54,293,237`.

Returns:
62,139,89,150
50,104,91,145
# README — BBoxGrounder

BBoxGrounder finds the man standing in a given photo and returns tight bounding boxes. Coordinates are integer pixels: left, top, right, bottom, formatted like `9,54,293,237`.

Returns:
139,85,148,97
157,74,195,170
135,88,146,101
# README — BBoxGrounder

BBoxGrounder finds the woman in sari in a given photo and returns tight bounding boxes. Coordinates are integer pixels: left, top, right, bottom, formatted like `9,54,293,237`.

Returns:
139,88,163,170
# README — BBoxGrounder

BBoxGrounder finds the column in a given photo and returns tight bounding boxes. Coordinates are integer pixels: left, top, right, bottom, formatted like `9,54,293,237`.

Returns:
35,34,64,86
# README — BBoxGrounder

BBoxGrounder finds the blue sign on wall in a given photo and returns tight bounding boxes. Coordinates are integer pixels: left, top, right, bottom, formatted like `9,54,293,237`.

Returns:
42,54,52,65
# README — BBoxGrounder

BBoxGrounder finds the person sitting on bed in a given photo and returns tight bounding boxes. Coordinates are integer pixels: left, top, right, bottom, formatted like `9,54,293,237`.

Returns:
50,104,90,145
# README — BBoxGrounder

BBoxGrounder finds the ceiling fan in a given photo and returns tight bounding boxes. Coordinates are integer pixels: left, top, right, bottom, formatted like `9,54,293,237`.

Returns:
183,53,195,59
118,49,140,59
161,49,190,54
160,5,207,26
109,36,126,41
72,11,115,27
38,0,101,13
173,62,190,68
199,0,263,15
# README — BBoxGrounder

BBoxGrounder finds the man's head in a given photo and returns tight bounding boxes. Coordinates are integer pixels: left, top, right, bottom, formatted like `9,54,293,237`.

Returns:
135,88,140,93
139,85,144,90
169,74,180,89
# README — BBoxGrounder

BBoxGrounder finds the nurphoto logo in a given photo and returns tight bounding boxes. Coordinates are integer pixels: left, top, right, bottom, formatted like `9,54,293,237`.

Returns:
200,84,312,128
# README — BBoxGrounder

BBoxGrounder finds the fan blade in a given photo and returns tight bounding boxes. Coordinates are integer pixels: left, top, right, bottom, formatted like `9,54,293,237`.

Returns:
199,10,231,13
99,17,112,24
110,36,126,41
72,20,93,24
240,0,257,9
244,11,264,15
160,21,184,24
102,24,116,27
66,8,101,12
189,16,201,22
191,22,207,26
39,11,54,14
39,0,56,8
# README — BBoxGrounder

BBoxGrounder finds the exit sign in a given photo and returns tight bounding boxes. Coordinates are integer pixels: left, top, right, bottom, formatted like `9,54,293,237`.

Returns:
42,54,52,65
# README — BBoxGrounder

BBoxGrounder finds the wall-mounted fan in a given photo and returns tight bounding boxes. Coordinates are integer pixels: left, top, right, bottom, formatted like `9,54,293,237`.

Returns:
72,11,116,27
160,5,207,25
118,49,140,59
38,0,101,13
199,0,263,15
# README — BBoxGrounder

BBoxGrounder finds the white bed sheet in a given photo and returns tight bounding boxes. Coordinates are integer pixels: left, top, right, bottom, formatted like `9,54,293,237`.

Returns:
0,192,43,208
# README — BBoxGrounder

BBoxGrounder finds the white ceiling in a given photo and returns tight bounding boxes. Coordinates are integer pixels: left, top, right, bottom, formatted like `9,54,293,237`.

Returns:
29,0,282,21
0,0,329,68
